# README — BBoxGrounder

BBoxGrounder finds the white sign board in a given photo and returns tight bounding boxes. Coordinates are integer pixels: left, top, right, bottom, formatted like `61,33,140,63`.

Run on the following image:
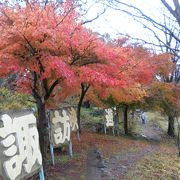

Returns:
0,111,42,180
49,109,71,147
67,107,78,131
104,108,114,127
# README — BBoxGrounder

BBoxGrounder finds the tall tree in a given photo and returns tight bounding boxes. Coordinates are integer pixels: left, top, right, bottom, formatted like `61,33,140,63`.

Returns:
0,0,114,159
0,0,133,160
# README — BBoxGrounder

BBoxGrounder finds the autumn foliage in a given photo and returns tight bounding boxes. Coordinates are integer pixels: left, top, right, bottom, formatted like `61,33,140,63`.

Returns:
0,0,134,155
0,0,177,159
0,1,130,102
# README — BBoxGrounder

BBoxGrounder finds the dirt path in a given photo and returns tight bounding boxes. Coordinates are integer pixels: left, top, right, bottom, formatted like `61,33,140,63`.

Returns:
86,114,163,180
86,143,159,180
105,116,163,179
86,149,102,180
107,143,158,180
138,114,164,141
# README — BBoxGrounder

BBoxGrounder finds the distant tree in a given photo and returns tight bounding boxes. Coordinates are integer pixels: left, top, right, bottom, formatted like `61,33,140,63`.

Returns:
87,43,169,135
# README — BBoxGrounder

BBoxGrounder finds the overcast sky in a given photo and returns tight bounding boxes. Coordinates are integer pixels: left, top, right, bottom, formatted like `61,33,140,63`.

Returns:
84,0,175,47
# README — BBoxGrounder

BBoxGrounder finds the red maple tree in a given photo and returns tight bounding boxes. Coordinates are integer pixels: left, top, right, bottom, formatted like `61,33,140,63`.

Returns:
0,0,129,157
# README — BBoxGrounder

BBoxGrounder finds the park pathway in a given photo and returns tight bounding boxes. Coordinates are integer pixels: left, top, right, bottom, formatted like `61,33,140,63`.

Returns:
86,114,163,180
86,149,102,180
86,143,158,180
106,143,158,180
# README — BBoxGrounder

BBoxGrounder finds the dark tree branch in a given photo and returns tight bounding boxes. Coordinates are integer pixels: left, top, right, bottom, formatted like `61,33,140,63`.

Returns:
107,1,180,43
81,83,90,94
32,71,41,101
44,79,59,101
161,0,180,25
107,0,180,84
22,35,36,55
82,8,106,25
43,79,49,96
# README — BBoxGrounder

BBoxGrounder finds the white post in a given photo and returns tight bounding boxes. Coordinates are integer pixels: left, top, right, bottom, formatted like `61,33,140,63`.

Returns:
50,144,55,165
68,140,73,157
39,167,45,180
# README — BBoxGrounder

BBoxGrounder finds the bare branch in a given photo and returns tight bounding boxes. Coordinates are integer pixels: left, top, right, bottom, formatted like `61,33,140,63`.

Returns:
82,8,106,25
161,0,180,25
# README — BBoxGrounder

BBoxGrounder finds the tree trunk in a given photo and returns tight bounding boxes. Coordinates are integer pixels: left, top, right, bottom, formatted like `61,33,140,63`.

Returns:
114,106,119,125
178,127,180,156
167,115,175,136
36,100,49,163
114,106,119,135
77,83,90,134
77,93,84,134
123,105,129,135
31,72,60,164
177,118,180,156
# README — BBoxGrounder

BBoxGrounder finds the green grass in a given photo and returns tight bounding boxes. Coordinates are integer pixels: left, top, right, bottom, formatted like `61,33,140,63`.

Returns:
146,111,179,136
80,107,104,124
55,154,70,164
146,111,167,130
127,144,179,180
81,107,179,138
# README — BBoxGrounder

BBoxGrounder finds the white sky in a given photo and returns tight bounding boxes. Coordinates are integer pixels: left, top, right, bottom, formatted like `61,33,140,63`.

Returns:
84,0,175,48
